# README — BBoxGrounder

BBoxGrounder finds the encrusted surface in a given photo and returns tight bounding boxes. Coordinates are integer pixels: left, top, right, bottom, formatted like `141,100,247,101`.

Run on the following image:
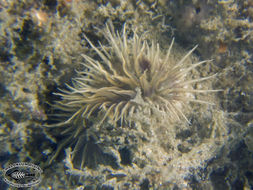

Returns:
0,0,252,189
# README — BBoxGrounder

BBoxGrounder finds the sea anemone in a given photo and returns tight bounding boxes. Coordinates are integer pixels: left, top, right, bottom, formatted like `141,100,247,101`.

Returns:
54,22,217,126
47,21,219,165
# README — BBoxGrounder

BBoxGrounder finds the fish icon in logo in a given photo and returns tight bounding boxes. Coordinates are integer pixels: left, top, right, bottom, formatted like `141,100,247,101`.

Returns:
8,169,36,181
